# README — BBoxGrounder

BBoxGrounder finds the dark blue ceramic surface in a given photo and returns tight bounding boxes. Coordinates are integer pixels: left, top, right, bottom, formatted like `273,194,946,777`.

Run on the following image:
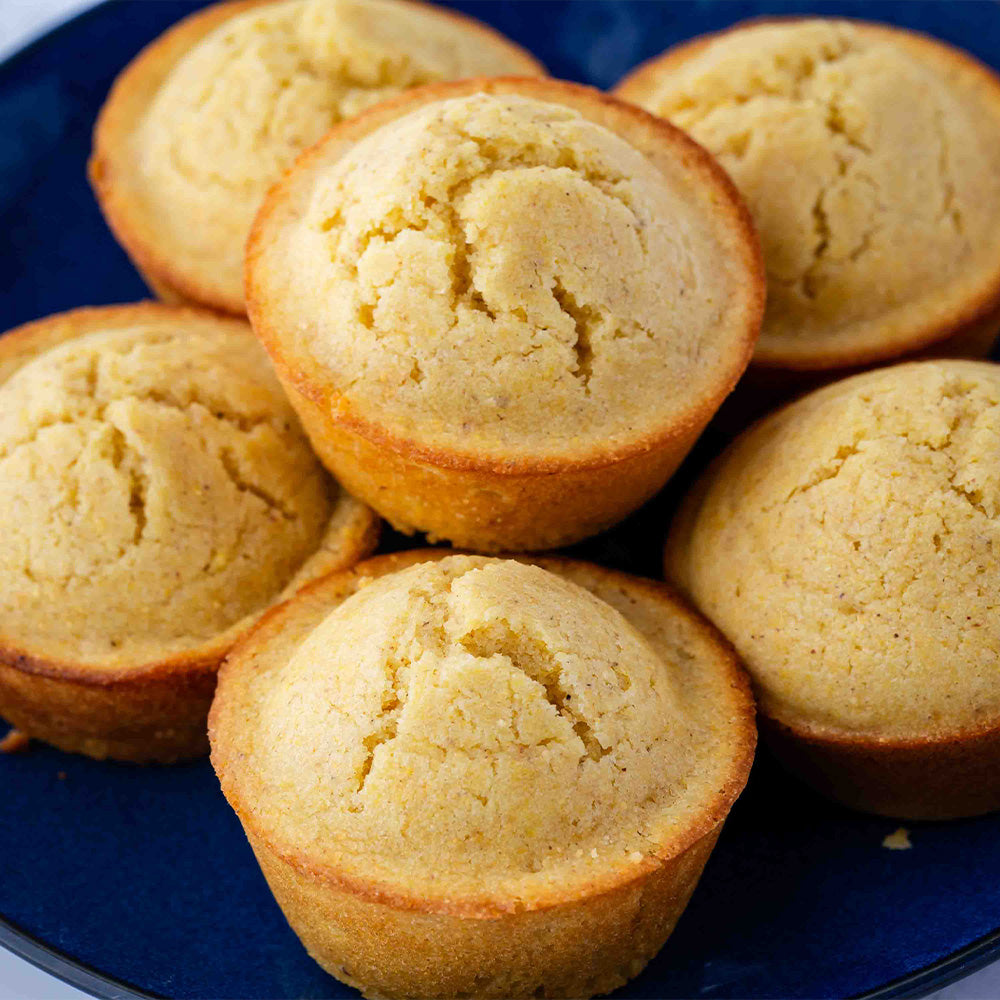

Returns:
3,3,1000,999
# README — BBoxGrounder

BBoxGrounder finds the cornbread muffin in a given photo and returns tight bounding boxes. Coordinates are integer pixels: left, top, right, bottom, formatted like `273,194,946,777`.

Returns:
247,77,764,551
616,19,1000,373
210,551,755,999
89,0,543,315
0,304,377,762
666,359,1000,819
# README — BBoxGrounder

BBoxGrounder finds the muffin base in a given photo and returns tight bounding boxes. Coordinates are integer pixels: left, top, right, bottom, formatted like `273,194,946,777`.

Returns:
247,824,721,1000
274,367,710,551
0,656,216,763
760,712,1000,821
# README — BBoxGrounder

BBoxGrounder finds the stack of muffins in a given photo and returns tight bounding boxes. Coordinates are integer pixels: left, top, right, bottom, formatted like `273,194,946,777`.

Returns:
3,2,1000,997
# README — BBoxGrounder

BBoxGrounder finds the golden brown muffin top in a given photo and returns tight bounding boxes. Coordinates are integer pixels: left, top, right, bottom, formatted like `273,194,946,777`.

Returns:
618,19,1000,367
248,85,763,463
211,554,754,906
667,359,1000,740
0,307,357,671
104,0,542,312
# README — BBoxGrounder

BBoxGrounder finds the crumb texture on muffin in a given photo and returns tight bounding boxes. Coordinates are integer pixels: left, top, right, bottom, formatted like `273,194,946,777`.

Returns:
216,555,744,900
131,0,541,307
668,360,1000,739
626,20,1000,362
255,91,753,459
0,317,334,668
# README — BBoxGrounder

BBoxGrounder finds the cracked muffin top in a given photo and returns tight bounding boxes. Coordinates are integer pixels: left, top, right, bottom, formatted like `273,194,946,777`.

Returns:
0,304,376,671
616,19,1000,368
90,0,543,314
210,552,755,906
667,359,1000,740
247,80,763,464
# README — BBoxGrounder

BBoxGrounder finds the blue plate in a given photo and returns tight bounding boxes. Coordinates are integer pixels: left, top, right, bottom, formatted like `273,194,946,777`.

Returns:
3,2,1000,999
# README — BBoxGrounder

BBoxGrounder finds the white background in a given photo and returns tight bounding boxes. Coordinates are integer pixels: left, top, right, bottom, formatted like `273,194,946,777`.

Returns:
0,1,999,998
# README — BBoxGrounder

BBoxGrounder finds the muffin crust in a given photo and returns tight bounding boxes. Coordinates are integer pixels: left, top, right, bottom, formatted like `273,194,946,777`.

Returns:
667,360,1000,817
228,557,721,895
211,550,755,996
247,77,764,549
0,304,378,759
90,0,544,314
0,322,330,666
617,19,1000,369
253,90,754,460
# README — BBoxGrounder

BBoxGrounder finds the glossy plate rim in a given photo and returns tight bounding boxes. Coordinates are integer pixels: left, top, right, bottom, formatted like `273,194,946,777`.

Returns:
1,2,999,999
